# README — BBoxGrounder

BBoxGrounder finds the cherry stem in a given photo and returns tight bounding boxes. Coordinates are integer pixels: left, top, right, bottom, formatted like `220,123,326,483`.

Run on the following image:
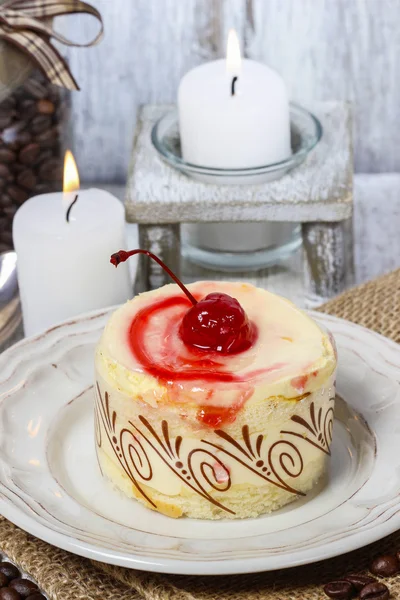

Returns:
110,249,197,306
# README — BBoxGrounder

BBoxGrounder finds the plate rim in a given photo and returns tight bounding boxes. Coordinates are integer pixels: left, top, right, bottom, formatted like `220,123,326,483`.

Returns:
0,307,399,575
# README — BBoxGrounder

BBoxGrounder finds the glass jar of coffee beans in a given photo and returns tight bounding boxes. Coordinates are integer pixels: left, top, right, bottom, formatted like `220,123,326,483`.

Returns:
0,69,70,252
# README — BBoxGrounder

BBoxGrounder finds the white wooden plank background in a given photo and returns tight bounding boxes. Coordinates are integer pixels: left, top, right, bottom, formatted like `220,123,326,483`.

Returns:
59,0,400,183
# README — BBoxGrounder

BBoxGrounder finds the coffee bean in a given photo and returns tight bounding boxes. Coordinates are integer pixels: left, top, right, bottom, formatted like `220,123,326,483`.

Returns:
36,150,53,166
7,185,29,204
2,143,18,154
39,158,62,182
26,595,46,600
1,124,24,150
0,572,8,587
0,97,16,112
17,170,36,191
10,579,38,598
11,165,25,176
0,231,13,248
0,216,8,229
0,589,21,600
35,127,59,148
0,105,14,119
0,149,16,163
18,143,40,165
47,86,61,103
0,103,14,118
323,580,356,599
359,582,389,600
0,231,13,245
0,164,11,179
33,183,53,195
0,563,20,580
0,116,12,129
37,99,55,115
0,194,13,208
4,206,17,220
19,100,37,120
370,554,399,577
30,115,52,135
345,574,377,591
24,78,47,100
0,178,5,189
15,131,32,148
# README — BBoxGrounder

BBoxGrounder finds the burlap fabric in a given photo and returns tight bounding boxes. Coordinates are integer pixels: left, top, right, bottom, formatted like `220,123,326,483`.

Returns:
0,268,399,599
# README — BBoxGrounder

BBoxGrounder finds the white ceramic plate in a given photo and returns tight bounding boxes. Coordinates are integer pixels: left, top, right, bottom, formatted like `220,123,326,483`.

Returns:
0,309,399,575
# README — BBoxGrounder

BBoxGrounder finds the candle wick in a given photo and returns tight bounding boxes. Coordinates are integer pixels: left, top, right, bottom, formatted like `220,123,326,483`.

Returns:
66,194,79,223
231,76,238,96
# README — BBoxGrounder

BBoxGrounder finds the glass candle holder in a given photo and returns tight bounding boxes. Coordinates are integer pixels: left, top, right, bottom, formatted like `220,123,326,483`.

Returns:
181,222,301,272
151,105,321,271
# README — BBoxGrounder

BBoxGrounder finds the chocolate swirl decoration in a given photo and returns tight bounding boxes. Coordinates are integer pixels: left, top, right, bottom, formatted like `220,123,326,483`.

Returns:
204,426,305,496
94,397,102,448
267,441,304,492
95,383,157,508
120,428,153,482
281,398,335,456
188,449,231,493
133,416,235,514
95,382,335,515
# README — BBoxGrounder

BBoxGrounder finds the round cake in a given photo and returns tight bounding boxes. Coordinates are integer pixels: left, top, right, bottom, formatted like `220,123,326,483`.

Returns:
95,280,336,519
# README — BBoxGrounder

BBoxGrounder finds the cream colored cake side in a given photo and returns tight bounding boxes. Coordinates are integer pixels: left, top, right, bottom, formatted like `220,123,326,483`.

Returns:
95,372,335,519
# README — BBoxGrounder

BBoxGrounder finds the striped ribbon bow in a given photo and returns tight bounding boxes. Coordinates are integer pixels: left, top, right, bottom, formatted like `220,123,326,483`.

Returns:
0,0,103,90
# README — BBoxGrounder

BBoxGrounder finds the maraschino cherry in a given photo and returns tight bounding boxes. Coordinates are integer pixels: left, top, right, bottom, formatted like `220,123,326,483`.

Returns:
180,292,254,354
111,249,256,354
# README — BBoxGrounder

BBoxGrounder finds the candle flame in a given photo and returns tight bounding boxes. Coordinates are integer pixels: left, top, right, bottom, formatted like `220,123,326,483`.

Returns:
226,29,241,73
63,150,80,193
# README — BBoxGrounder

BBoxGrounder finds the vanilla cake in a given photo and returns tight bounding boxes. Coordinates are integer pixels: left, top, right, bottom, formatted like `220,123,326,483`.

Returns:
95,281,336,519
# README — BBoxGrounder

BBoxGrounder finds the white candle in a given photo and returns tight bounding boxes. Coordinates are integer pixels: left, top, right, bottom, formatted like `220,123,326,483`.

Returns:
178,30,291,171
178,31,294,264
13,152,131,337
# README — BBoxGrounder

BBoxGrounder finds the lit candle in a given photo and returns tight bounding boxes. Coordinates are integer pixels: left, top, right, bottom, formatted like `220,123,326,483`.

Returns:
178,29,291,171
13,152,131,337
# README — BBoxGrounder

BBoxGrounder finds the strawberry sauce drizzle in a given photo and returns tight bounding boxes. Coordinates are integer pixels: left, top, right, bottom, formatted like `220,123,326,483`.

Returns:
127,294,250,426
128,295,239,383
